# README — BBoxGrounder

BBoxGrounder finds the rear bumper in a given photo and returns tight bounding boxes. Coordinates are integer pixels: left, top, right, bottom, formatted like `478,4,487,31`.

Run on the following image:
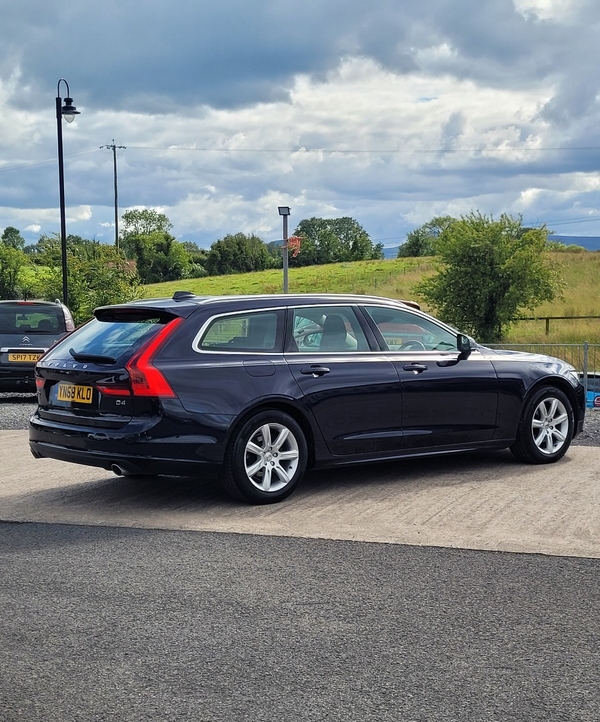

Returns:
0,366,36,389
29,438,217,477
29,412,225,477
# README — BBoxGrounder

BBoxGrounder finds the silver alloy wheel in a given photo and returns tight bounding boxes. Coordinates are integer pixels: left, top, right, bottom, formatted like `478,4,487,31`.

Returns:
244,422,300,492
531,396,570,455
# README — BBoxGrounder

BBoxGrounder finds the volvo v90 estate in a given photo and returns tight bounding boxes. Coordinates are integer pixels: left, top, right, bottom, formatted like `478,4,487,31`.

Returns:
29,292,585,503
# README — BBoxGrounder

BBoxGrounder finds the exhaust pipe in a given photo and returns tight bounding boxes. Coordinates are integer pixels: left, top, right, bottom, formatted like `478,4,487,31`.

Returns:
111,462,141,477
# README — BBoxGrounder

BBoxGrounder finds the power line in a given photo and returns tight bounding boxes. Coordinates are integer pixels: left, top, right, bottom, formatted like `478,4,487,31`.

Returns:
125,144,600,154
0,149,96,174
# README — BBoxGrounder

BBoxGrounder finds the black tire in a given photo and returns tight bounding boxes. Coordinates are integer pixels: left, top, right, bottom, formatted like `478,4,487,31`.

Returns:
221,410,308,504
510,386,574,464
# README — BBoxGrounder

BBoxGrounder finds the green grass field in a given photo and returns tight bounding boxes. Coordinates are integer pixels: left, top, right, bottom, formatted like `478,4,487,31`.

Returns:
143,253,600,344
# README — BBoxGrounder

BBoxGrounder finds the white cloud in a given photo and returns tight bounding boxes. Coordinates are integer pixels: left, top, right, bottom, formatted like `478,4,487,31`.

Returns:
513,0,582,22
3,0,600,247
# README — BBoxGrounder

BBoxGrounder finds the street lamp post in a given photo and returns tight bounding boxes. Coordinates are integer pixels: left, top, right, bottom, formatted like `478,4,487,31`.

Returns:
278,206,291,293
56,79,80,308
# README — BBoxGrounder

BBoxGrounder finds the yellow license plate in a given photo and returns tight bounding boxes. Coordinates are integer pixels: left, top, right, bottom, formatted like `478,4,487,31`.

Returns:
56,383,94,404
8,352,43,363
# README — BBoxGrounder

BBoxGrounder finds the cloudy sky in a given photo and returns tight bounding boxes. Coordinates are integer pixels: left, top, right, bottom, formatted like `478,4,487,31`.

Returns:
1,0,600,250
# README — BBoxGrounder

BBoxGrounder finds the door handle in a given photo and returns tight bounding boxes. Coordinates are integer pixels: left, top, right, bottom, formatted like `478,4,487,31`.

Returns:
403,363,428,373
300,365,330,377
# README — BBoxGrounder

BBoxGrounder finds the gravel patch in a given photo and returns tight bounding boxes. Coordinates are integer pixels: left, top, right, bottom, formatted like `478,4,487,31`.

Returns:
0,392,37,430
2,391,599,444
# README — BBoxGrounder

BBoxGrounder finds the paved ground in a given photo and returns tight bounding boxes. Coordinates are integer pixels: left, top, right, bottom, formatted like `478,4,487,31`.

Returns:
3,523,599,722
3,427,600,720
2,430,599,558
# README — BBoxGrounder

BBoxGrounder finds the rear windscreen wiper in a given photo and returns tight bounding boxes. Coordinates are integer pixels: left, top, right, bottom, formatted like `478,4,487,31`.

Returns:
69,347,116,365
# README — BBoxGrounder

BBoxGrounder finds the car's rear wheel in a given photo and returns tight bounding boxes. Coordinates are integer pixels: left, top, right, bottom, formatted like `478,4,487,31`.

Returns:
222,410,307,504
510,386,574,464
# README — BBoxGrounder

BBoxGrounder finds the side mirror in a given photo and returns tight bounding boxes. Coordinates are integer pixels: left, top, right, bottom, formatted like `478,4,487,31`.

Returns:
457,333,472,360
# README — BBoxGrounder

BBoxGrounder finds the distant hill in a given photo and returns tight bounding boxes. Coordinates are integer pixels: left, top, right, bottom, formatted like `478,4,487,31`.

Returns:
552,235,600,251
385,235,600,258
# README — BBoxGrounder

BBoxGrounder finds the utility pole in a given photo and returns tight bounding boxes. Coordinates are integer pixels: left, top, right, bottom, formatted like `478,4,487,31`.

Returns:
100,140,126,247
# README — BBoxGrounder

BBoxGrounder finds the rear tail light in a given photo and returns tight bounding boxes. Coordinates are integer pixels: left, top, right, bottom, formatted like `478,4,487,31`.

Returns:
125,317,184,397
95,384,131,397
35,377,44,393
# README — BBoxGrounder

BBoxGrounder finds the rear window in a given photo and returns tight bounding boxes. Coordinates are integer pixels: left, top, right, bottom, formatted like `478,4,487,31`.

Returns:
44,315,168,363
0,304,66,334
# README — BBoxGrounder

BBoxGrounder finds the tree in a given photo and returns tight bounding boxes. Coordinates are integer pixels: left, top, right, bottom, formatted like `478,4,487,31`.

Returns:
181,241,209,277
25,233,102,266
0,244,29,299
120,209,173,257
121,209,173,236
205,233,274,275
291,217,383,266
118,210,194,283
36,245,140,324
397,216,455,257
128,232,192,284
1,226,26,251
414,212,562,343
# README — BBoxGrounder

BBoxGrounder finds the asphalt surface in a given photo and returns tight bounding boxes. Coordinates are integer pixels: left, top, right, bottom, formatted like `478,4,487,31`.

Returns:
2,523,599,722
1,395,600,720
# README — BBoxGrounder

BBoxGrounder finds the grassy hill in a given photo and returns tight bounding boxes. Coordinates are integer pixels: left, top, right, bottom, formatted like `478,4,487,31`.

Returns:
144,253,600,344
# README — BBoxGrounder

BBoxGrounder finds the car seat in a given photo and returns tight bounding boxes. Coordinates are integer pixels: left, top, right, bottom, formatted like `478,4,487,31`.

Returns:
319,314,349,351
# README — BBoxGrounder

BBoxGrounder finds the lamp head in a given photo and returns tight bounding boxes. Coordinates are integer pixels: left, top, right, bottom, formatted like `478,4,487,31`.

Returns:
61,98,80,123
278,206,291,216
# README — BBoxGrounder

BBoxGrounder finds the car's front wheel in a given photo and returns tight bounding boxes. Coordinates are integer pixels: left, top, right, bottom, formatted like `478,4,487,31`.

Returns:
510,386,574,464
222,410,308,504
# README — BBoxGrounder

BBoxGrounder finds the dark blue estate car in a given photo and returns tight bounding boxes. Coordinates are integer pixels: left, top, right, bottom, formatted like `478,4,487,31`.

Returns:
29,292,585,503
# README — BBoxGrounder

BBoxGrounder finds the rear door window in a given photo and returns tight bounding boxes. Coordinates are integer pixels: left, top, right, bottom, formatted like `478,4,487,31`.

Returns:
290,306,369,352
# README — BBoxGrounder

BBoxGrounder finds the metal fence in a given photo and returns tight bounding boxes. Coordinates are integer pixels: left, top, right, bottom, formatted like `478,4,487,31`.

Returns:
487,343,600,403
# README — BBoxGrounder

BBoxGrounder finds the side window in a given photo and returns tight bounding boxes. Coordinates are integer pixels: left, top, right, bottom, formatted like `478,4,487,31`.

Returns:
291,306,368,353
364,306,457,352
198,311,281,352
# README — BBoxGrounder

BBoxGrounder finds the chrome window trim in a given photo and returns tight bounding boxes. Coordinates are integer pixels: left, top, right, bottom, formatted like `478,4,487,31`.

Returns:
189,301,456,357
192,303,376,356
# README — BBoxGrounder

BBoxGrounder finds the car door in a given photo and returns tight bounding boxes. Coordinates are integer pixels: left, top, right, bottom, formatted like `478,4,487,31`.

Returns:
285,305,403,456
362,305,499,449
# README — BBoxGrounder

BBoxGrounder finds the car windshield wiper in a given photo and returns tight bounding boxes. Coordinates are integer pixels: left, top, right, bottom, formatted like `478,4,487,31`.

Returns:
69,347,116,365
